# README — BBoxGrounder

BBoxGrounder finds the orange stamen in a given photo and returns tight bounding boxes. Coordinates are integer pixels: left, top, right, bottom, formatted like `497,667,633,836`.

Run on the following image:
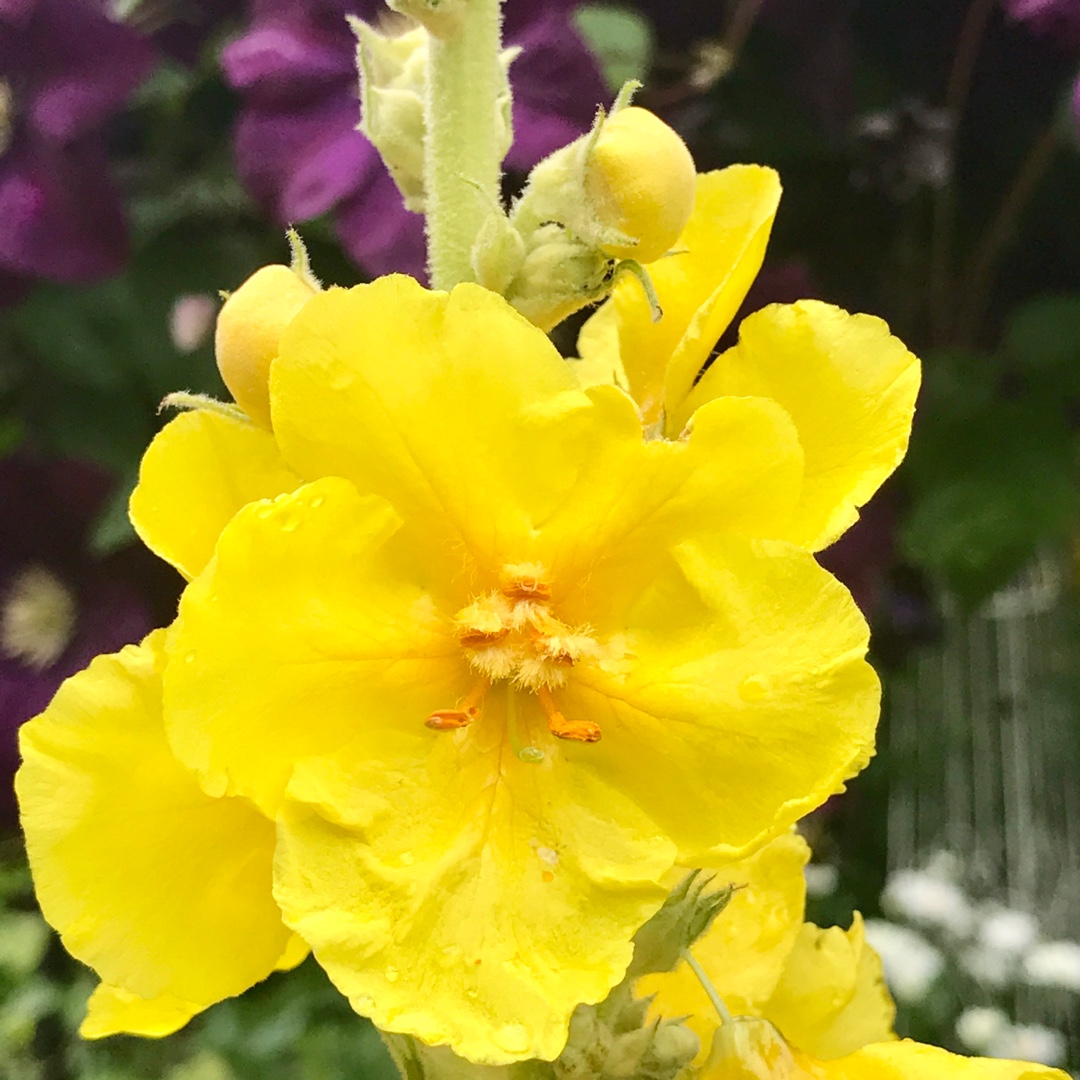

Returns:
536,686,601,743
425,680,489,732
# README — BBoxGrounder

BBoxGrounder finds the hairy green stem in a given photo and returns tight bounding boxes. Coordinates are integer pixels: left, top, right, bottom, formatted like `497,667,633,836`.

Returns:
423,0,505,290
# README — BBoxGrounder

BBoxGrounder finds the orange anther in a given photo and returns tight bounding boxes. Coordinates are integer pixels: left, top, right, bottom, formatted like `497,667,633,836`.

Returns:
458,626,511,649
502,579,552,603
425,707,478,731
536,686,601,743
425,681,489,732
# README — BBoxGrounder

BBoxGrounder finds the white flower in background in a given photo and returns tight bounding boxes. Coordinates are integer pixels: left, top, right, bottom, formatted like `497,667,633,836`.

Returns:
882,867,974,937
804,863,839,898
960,944,1014,987
169,293,217,353
864,919,945,1002
978,905,1040,956
1023,940,1080,991
956,1006,1011,1053
987,1023,1067,1067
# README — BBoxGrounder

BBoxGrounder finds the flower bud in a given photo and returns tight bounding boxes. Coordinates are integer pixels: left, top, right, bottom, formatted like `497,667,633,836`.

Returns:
626,871,735,980
583,106,696,264
354,23,429,211
502,224,613,332
703,1018,800,1080
214,264,317,430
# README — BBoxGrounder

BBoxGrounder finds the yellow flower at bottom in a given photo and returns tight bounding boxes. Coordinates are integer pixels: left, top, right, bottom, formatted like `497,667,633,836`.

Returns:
22,275,883,1064
641,833,893,1065
703,1019,1067,1080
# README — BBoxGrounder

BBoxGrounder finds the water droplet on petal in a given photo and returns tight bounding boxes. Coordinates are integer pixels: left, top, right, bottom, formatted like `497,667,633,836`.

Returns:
183,650,196,664
518,746,544,763
255,505,275,520
310,494,326,509
738,674,769,702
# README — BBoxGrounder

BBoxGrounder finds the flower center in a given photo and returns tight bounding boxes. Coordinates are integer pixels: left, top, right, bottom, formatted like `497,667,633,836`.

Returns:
1,564,77,672
425,562,603,743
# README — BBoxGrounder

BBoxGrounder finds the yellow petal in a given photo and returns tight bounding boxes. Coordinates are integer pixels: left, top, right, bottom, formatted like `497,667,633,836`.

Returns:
16,630,290,1005
639,832,810,1058
676,301,921,551
538,387,804,586
271,275,597,576
577,166,781,428
571,300,629,392
165,476,466,816
824,1040,1070,1079
560,534,879,866
80,984,202,1039
765,914,895,1060
274,684,674,1066
276,933,310,972
129,409,301,580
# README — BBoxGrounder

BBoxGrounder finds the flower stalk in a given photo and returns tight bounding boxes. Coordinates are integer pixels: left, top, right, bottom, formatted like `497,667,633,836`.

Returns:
423,0,506,289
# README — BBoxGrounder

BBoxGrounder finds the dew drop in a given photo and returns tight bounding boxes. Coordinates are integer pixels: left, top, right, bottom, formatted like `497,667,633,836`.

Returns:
279,513,300,533
518,746,544,764
183,650,197,664
465,988,479,1000
255,505,275,520
536,846,559,868
738,674,769,702
385,966,399,983
494,1024,530,1055
309,494,326,509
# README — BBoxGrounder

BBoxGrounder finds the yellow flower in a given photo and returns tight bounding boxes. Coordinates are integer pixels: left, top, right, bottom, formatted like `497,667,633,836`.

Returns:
639,833,894,1064
577,164,922,552
641,839,1065,1080
20,274,889,1063
702,1019,1068,1080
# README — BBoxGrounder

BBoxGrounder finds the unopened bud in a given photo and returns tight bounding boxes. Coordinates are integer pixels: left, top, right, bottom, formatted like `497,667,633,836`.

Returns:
502,224,614,331
354,22,429,211
583,106,696,264
604,1026,657,1078
214,264,317,430
627,872,735,980
702,1018,799,1080
651,1021,701,1069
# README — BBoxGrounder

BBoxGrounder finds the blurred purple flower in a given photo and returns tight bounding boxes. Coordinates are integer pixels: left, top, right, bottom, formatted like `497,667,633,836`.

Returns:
1004,0,1080,136
0,457,161,831
222,0,608,278
0,0,154,295
1004,0,1080,45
